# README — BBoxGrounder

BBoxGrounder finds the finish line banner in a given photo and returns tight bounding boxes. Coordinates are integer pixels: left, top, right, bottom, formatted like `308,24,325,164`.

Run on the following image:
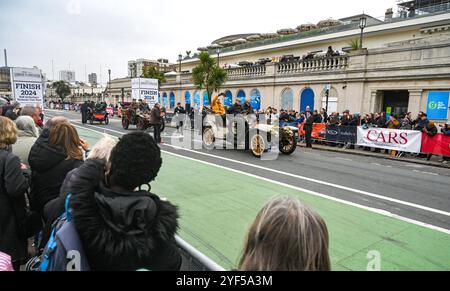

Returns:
10,67,44,107
357,127,422,153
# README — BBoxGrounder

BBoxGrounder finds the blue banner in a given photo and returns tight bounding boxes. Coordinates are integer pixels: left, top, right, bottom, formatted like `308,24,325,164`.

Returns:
427,91,449,120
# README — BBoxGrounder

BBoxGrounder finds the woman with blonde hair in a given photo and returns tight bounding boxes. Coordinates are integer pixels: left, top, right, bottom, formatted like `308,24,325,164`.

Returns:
0,116,30,270
239,196,331,271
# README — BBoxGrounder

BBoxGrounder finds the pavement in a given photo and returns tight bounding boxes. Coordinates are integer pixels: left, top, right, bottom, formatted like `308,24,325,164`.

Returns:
44,109,450,271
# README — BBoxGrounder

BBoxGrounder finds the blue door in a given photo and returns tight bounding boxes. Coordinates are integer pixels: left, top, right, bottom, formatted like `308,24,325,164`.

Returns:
203,91,210,106
300,88,315,112
250,89,261,110
237,90,246,103
162,93,168,108
224,91,233,107
170,92,175,109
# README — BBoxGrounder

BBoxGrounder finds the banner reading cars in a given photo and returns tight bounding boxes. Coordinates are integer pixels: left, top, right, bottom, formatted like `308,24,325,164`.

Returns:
10,67,44,107
357,127,422,153
132,78,159,109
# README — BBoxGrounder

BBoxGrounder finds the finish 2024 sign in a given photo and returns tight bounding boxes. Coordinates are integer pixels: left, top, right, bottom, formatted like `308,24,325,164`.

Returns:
11,67,44,107
132,78,159,109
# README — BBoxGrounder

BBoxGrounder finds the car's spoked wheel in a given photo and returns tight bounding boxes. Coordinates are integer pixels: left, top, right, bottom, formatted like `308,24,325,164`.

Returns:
202,127,215,150
280,135,297,155
251,134,265,158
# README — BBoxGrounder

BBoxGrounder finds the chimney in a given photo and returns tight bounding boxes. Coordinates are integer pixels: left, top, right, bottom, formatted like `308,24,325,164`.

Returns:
385,8,394,22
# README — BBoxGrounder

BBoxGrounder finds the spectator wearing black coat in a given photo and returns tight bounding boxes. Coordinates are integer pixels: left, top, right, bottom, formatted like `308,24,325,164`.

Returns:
313,110,323,123
424,122,438,161
304,112,314,148
0,116,30,269
28,119,85,220
150,103,162,143
61,132,181,271
227,99,243,115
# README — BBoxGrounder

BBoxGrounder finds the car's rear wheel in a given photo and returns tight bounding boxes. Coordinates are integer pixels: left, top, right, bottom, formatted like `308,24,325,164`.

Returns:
122,118,129,129
202,127,215,150
250,134,266,158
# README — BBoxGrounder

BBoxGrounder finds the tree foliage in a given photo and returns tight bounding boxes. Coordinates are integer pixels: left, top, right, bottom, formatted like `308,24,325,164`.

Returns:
142,66,166,84
192,52,227,104
52,81,71,102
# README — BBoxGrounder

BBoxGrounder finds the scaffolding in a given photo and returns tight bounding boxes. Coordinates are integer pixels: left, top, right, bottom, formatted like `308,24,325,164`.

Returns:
397,0,450,18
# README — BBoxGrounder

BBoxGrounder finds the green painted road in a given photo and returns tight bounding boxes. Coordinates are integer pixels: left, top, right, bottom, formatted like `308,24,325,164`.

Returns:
78,127,450,271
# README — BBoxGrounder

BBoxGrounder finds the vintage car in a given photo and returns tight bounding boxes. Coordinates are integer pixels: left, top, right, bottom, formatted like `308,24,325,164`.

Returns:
121,105,165,132
88,108,109,125
202,112,298,158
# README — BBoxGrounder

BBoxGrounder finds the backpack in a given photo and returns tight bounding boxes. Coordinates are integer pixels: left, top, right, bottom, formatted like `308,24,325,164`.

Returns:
38,194,90,271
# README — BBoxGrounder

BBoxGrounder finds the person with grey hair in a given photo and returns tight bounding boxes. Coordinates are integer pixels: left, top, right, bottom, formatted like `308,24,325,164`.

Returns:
12,116,40,166
21,105,43,131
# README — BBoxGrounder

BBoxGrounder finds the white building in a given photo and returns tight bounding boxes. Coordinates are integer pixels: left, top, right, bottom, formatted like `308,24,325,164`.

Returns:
59,70,76,83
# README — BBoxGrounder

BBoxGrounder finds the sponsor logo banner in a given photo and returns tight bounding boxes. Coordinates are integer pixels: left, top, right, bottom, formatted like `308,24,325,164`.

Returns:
357,127,422,153
326,125,357,144
427,91,449,120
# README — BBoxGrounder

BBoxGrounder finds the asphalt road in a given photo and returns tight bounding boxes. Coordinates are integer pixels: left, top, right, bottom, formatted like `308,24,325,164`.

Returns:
45,109,450,232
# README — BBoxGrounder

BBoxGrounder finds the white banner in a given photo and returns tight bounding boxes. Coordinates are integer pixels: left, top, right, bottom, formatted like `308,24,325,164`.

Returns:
11,67,44,107
131,78,159,109
357,127,423,153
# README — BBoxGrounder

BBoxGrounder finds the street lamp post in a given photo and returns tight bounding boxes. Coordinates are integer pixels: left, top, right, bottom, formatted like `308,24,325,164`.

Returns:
325,84,331,113
216,48,221,67
108,69,111,102
178,54,183,108
359,16,367,49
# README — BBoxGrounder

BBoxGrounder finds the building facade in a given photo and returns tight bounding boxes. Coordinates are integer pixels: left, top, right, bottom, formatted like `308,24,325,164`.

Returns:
88,73,98,85
128,58,177,78
59,70,76,83
159,7,450,123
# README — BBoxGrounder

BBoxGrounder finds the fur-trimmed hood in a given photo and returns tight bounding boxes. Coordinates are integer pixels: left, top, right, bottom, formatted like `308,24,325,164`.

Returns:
67,159,181,271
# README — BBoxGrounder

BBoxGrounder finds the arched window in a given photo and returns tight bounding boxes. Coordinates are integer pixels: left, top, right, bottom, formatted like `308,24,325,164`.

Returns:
162,92,168,108
300,88,315,112
169,92,175,109
321,87,338,113
193,91,201,108
203,91,210,106
237,90,246,103
185,91,191,104
250,89,261,110
224,90,233,107
280,88,294,111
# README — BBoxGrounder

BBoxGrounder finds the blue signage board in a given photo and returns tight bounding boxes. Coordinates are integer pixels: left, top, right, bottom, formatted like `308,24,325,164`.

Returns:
427,91,449,120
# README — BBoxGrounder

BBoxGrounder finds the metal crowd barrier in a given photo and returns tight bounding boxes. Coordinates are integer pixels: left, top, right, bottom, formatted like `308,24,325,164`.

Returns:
176,236,226,271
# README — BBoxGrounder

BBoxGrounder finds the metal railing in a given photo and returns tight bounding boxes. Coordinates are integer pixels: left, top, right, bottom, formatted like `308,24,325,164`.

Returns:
176,236,226,271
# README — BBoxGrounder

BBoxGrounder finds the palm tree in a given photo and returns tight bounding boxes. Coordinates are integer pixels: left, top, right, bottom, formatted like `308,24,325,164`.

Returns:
192,52,227,104
349,38,361,51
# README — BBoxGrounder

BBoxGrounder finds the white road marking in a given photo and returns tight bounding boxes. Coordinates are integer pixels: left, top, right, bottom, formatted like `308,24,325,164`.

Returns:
413,170,439,176
336,157,353,161
67,122,450,233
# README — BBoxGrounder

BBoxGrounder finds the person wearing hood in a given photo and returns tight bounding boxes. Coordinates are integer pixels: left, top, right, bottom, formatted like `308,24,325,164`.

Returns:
13,116,40,166
28,118,86,218
55,132,181,271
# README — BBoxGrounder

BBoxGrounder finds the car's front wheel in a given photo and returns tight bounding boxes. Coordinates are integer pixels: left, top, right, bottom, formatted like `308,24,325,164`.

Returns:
202,127,215,150
250,134,266,158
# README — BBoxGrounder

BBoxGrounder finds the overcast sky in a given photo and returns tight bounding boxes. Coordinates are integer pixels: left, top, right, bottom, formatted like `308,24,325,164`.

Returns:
0,0,397,84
